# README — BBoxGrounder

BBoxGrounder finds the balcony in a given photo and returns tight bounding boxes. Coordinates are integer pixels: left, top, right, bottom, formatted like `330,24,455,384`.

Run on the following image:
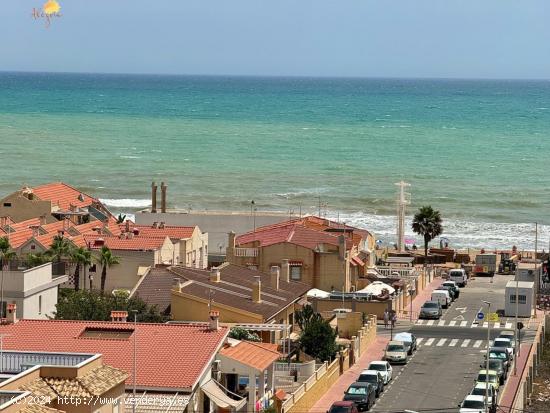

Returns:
233,247,259,257
0,351,94,374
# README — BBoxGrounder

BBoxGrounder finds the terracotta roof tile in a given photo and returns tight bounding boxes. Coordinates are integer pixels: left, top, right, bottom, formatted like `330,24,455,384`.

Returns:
5,229,34,248
9,218,42,231
0,320,228,390
84,235,169,251
40,221,67,233
220,341,280,371
71,221,104,235
32,182,96,210
121,224,196,240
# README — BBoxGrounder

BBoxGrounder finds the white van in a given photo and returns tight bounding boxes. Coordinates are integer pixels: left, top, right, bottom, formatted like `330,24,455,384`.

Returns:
431,290,451,309
449,269,468,287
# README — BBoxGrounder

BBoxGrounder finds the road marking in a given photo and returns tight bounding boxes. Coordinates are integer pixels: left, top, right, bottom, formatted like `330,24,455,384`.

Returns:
449,338,459,347
453,314,465,321
482,322,489,328
461,339,471,347
424,338,435,346
438,320,446,326
449,320,456,326
473,340,483,348
455,307,468,314
427,320,434,326
505,322,513,329
460,321,468,327
416,337,424,345
415,320,424,325
436,338,447,346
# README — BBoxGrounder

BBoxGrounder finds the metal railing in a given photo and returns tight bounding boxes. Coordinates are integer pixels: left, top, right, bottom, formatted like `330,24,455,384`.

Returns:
376,266,418,277
0,351,91,374
233,248,259,257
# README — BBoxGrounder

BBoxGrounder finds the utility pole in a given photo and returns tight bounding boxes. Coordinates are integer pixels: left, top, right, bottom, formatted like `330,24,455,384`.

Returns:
394,181,411,252
534,222,538,318
131,309,138,413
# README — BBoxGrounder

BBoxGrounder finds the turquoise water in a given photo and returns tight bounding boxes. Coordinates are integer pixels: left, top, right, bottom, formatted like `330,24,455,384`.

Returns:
0,72,549,248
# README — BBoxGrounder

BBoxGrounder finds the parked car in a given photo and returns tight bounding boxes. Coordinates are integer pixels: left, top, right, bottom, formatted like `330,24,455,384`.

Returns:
449,269,468,287
492,337,514,359
475,369,500,392
384,341,408,364
435,285,456,301
357,370,384,397
498,330,516,341
470,382,497,411
393,332,417,355
419,301,442,319
441,280,460,298
343,382,377,411
487,347,512,369
431,290,451,308
459,394,489,413
367,361,393,384
328,401,359,413
480,358,507,384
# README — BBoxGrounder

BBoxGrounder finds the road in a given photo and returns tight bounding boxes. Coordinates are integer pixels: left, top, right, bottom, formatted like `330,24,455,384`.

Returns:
370,273,536,413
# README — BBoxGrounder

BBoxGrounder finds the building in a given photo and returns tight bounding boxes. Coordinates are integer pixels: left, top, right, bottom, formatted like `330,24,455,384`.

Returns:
226,216,375,292
504,280,534,317
0,182,112,224
1,262,68,320
0,351,128,413
133,263,310,329
119,222,208,269
0,316,233,413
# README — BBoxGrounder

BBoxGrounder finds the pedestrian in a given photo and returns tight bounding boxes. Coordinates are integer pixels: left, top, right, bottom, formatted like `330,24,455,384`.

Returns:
383,310,389,329
391,311,397,328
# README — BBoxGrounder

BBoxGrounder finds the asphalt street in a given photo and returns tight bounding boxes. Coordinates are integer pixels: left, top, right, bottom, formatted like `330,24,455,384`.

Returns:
370,273,534,413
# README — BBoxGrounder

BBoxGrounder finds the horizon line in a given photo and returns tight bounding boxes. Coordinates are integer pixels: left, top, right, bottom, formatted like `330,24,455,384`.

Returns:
1,70,550,82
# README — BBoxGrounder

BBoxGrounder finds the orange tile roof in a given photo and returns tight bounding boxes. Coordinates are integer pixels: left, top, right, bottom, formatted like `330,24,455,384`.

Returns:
32,182,96,210
10,217,42,231
84,235,169,251
121,224,196,240
72,221,104,235
106,217,122,236
40,220,67,233
5,229,34,248
220,341,280,371
0,319,228,390
30,232,87,250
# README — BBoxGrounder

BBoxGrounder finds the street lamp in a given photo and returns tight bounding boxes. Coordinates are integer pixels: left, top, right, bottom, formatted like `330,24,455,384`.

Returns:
482,300,491,413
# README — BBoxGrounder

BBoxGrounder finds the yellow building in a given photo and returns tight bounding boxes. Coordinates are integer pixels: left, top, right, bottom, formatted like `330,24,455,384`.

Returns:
227,216,375,293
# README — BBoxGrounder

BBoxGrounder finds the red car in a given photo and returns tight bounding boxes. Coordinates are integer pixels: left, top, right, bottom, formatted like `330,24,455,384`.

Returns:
327,401,359,413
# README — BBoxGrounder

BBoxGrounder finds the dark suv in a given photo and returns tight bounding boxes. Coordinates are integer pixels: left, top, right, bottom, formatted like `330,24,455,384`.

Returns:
343,382,377,411
328,401,359,413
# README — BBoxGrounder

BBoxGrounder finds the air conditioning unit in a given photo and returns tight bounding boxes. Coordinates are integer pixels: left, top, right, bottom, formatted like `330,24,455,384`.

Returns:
211,360,221,381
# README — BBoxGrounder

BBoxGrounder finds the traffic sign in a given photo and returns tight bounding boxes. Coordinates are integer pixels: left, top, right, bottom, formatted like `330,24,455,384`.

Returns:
477,312,484,320
488,313,499,322
517,322,524,330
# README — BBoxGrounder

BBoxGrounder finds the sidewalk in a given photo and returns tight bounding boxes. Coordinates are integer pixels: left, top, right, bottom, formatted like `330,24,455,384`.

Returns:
497,342,532,413
309,336,389,413
311,276,441,412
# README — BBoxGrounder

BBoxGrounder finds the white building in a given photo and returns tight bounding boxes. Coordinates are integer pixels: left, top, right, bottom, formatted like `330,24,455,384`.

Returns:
2,262,68,319
504,280,534,318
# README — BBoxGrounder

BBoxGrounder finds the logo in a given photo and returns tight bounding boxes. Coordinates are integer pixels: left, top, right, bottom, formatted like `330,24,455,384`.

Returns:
32,0,62,28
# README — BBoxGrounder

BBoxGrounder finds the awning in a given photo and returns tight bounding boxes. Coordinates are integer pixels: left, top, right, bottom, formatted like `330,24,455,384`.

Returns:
352,256,365,266
201,380,247,410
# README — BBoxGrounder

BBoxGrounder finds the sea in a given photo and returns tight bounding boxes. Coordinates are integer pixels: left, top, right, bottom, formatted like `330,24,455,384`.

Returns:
0,72,549,250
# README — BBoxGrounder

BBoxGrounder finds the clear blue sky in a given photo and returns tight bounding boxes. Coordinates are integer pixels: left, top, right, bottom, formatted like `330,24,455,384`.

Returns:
2,0,550,79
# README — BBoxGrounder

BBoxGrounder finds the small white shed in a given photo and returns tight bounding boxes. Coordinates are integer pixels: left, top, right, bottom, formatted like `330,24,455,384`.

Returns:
505,280,534,317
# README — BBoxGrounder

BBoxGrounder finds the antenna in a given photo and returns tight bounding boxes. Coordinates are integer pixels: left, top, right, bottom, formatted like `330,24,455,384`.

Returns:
395,181,411,252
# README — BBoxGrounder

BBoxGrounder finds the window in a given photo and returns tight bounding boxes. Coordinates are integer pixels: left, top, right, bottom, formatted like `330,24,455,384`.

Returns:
518,295,527,304
510,294,516,304
38,295,42,314
290,266,302,281
0,301,6,318
3,202,11,207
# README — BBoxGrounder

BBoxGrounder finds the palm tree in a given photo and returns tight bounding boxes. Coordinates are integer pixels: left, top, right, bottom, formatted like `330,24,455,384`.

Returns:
0,236,16,318
97,246,120,293
27,252,51,268
47,235,71,263
70,247,92,291
411,205,443,263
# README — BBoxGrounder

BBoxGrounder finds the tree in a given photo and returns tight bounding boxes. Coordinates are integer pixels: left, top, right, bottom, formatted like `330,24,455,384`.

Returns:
0,237,17,318
26,252,51,268
411,205,443,263
228,327,261,342
97,246,120,293
299,314,337,362
70,247,92,291
116,214,127,224
53,288,167,322
47,235,71,263
295,304,321,331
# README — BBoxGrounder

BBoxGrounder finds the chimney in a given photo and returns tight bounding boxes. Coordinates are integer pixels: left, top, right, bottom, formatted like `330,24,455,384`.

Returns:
63,218,70,231
210,267,221,283
7,303,17,324
252,276,262,303
110,310,128,322
30,225,40,237
209,310,220,331
338,235,346,261
228,231,236,248
281,259,290,283
160,182,167,213
270,266,280,290
125,220,130,233
40,214,47,226
173,277,183,292
159,222,165,229
151,182,158,213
